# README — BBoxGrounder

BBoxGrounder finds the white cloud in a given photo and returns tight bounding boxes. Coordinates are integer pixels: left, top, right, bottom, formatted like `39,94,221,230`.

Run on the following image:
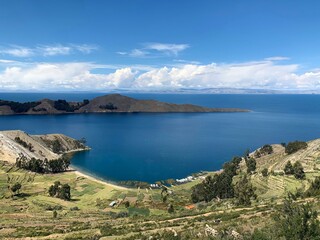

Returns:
0,44,97,58
0,57,320,91
129,49,149,57
173,59,201,65
0,59,17,64
264,56,290,61
72,44,98,54
39,45,72,56
145,43,189,56
118,42,189,58
0,46,34,57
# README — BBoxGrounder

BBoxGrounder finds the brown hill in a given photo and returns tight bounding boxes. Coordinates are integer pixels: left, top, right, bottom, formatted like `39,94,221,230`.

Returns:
0,94,249,115
0,130,88,163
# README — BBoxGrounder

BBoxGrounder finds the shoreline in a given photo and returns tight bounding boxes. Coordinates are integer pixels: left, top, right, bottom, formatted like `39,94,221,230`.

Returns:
72,167,128,190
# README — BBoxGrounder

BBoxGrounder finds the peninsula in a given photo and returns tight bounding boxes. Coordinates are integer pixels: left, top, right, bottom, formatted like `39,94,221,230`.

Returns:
0,130,88,163
0,94,249,115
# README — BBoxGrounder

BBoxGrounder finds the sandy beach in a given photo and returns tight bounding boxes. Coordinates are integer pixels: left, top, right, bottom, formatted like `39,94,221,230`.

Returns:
74,169,128,190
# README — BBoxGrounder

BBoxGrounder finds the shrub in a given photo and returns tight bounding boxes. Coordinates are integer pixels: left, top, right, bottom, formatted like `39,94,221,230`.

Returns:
49,181,71,201
124,201,130,208
261,168,268,177
128,207,150,217
276,196,320,239
11,182,22,195
99,103,118,110
260,144,273,155
284,161,294,175
293,161,305,179
246,157,256,174
305,177,320,197
234,174,256,206
191,156,242,202
285,141,307,154
168,204,174,213
14,137,34,152
52,139,63,153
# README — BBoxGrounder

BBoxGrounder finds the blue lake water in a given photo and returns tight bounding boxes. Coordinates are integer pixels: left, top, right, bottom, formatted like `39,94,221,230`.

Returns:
0,93,320,183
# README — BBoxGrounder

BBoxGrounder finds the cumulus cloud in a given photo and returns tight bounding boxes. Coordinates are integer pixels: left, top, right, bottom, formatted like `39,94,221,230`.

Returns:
0,44,97,57
0,57,320,91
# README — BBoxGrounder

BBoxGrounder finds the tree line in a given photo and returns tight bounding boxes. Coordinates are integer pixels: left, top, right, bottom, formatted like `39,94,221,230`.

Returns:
53,99,89,112
0,100,40,113
16,155,70,173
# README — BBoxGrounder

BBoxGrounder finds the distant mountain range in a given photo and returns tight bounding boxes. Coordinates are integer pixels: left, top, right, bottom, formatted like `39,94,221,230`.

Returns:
109,88,320,94
0,94,249,115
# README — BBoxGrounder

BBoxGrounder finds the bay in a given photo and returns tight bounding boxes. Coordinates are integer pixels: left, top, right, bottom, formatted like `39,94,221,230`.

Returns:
0,93,319,183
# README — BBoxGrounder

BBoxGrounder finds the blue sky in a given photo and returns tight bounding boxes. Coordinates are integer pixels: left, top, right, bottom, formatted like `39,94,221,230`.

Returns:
0,0,320,91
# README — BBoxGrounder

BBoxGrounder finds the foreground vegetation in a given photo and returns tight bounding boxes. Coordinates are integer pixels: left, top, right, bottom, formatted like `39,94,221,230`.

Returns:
1,139,320,239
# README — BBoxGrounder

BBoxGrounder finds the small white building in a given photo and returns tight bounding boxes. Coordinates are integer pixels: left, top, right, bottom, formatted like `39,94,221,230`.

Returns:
109,200,118,207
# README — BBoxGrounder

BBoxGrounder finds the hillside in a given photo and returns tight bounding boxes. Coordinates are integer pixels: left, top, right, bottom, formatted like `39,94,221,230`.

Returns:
1,137,320,239
0,94,249,115
0,130,88,163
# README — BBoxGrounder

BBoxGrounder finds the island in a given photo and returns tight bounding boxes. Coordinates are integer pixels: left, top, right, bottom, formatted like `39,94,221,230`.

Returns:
0,94,249,115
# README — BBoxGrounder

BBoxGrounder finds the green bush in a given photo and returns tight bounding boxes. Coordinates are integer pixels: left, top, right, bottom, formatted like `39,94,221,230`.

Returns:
261,168,268,177
285,141,307,154
128,207,150,216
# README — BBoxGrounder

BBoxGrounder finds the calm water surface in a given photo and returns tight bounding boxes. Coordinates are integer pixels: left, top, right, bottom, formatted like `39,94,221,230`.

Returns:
0,93,319,182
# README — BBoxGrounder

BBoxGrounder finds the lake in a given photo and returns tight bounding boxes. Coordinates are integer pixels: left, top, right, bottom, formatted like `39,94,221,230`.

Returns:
0,93,320,183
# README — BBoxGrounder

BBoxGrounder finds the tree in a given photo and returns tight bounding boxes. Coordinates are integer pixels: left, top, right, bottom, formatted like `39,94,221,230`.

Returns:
234,175,256,206
10,182,21,196
246,158,256,174
191,181,207,203
276,196,320,239
305,177,320,197
191,156,242,203
168,204,174,213
124,201,130,208
260,144,273,155
53,210,58,219
285,141,308,154
49,181,61,197
262,168,268,177
57,184,71,201
48,181,71,201
16,155,70,174
284,161,294,175
244,149,250,158
293,161,305,180
162,195,167,203
52,139,63,153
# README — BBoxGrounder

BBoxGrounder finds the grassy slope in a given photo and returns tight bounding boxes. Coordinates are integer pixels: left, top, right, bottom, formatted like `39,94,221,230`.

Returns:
1,139,320,239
